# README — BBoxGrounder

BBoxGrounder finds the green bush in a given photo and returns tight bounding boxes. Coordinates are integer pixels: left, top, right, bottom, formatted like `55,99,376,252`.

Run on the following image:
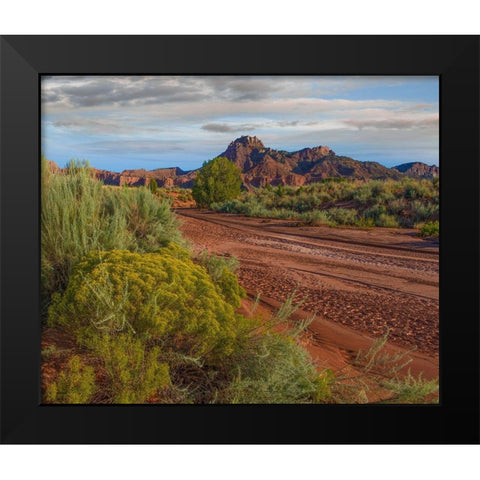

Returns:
45,355,96,404
149,178,158,194
419,220,439,237
48,245,241,360
192,157,242,207
84,333,170,404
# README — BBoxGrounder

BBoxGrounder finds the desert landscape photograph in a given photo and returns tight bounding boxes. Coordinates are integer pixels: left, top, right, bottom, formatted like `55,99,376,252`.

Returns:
41,75,439,404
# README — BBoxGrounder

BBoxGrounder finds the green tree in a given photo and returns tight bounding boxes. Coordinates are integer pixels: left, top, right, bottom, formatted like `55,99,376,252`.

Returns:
149,178,158,194
192,157,242,208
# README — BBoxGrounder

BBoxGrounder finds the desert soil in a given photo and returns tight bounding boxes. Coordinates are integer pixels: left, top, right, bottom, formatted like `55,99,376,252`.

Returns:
177,208,439,380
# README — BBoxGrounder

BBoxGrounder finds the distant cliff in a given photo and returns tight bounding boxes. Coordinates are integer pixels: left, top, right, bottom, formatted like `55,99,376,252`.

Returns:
392,162,439,179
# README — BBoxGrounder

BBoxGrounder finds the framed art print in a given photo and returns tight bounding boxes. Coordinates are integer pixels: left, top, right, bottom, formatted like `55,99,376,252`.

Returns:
1,35,479,444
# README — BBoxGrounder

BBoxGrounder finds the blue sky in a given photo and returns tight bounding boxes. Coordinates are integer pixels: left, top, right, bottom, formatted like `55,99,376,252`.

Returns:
41,76,439,172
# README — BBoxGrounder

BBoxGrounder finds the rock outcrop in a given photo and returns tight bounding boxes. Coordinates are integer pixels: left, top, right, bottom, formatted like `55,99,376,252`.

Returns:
94,166,197,188
218,136,404,188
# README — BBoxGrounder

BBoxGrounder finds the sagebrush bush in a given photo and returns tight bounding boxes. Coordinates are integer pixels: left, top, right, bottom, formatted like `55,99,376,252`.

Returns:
222,332,333,404
48,245,242,359
103,185,181,251
41,158,181,306
45,355,96,404
216,305,334,404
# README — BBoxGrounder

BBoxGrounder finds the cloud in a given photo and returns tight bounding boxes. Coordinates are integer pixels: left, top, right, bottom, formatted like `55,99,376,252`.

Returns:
276,120,299,127
51,117,128,133
42,76,208,109
201,122,258,133
202,123,241,133
77,139,186,154
343,114,438,130
42,76,432,111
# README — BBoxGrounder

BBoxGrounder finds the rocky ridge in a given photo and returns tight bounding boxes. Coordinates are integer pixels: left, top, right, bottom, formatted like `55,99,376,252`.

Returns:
50,136,439,188
392,162,439,179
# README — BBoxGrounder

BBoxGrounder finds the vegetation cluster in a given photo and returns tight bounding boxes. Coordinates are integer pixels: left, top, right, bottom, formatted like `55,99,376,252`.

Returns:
212,177,439,232
156,186,194,203
41,159,333,404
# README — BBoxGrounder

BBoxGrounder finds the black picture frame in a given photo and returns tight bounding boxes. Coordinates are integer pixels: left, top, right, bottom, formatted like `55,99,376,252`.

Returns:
1,35,478,444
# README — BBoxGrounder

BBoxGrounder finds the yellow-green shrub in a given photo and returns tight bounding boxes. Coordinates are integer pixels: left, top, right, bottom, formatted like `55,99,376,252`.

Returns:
84,333,170,404
419,220,439,237
45,355,96,404
197,252,246,308
48,245,241,359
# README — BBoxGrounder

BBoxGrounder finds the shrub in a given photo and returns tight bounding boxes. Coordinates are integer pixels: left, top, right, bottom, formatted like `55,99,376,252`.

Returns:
196,252,246,308
299,210,334,226
328,207,358,225
355,217,375,228
211,177,439,233
419,220,439,237
331,330,439,404
149,178,158,194
376,214,399,228
177,190,193,202
42,159,108,299
364,204,386,222
103,186,181,251
48,246,241,359
387,198,407,215
223,334,333,404
84,333,170,404
192,157,242,207
41,159,180,305
379,371,439,404
45,355,96,404
218,308,334,404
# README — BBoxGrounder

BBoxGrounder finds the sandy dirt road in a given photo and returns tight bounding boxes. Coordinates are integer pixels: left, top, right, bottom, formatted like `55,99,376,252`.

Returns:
177,208,439,378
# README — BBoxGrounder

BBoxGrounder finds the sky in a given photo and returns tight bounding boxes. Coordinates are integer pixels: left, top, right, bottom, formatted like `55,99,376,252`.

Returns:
41,76,439,172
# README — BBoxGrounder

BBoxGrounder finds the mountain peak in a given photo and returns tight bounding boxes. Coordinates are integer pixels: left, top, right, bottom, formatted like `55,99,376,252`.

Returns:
230,135,265,149
311,145,333,156
218,137,407,188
